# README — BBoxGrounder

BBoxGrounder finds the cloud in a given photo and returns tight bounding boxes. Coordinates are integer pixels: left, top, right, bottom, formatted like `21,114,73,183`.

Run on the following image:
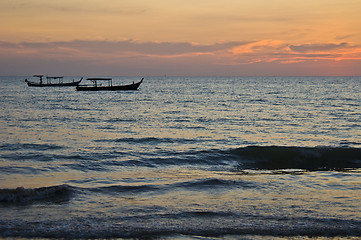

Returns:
69,40,249,56
0,40,250,59
1,39,361,76
289,42,349,53
1,0,146,15
230,40,288,55
1,39,359,62
228,40,361,64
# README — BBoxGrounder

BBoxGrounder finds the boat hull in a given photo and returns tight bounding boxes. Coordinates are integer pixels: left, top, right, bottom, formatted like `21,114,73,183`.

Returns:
25,79,82,87
76,79,143,91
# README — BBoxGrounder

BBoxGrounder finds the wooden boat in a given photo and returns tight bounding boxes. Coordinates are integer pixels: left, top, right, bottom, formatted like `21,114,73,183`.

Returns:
76,78,143,91
25,75,83,87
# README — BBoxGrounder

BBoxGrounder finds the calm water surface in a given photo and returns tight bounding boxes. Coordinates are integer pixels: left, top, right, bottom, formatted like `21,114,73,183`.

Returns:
0,76,360,239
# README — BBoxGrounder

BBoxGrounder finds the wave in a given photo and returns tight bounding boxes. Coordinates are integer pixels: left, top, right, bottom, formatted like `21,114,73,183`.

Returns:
0,185,74,205
171,178,256,190
2,144,360,173
231,146,361,171
140,146,361,172
0,143,64,151
96,137,199,144
1,212,360,238
88,184,159,194
84,178,256,196
141,146,361,172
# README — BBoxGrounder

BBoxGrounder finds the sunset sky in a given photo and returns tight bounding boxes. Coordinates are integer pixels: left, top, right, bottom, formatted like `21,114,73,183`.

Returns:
1,0,361,76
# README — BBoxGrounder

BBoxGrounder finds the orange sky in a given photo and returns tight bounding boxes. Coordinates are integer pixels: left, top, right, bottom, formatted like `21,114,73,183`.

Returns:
1,0,361,76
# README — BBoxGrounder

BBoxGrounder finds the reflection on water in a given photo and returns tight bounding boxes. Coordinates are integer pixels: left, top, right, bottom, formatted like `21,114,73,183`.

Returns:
0,76,361,238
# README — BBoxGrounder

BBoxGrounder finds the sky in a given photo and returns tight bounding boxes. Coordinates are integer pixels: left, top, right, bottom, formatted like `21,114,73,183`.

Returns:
1,0,361,76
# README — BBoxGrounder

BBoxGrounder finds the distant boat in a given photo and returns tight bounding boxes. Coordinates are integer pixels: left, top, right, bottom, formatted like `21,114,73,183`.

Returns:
76,78,143,91
25,75,83,87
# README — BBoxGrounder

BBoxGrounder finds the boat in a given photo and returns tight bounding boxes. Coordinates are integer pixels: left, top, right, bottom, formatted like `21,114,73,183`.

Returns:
25,75,83,87
76,78,143,91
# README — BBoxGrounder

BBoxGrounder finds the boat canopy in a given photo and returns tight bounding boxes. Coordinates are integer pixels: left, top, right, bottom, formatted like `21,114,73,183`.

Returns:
86,78,112,80
86,77,113,87
32,75,64,84
33,74,44,78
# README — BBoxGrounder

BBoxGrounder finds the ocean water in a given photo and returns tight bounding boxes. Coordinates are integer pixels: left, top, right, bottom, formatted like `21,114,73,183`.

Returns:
0,76,360,239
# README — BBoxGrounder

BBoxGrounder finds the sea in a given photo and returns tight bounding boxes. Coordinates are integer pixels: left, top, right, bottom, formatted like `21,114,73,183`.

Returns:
0,76,360,239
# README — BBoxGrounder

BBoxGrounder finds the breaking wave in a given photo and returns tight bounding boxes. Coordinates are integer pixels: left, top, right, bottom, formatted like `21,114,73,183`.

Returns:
232,146,361,171
0,185,74,205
